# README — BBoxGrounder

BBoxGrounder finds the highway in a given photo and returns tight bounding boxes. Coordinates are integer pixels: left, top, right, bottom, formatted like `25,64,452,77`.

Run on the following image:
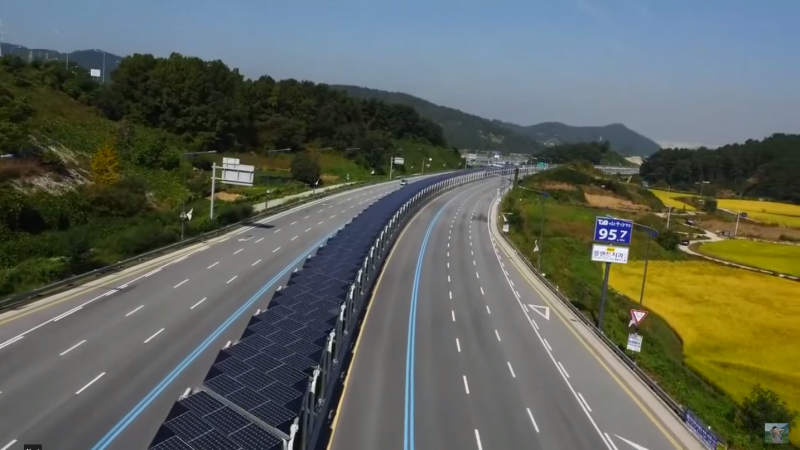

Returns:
0,177,434,450
329,176,691,450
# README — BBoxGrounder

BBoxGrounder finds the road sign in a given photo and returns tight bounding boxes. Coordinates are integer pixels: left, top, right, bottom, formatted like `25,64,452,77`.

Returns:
502,223,509,233
180,208,193,221
393,157,405,165
629,309,648,327
591,244,629,264
594,217,633,245
626,333,642,352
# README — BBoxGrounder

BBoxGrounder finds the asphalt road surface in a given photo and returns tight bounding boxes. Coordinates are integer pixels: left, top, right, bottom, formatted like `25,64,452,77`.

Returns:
330,176,688,450
0,177,438,450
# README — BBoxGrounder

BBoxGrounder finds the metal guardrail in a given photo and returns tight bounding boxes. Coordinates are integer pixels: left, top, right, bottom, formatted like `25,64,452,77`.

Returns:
0,179,389,313
493,199,686,418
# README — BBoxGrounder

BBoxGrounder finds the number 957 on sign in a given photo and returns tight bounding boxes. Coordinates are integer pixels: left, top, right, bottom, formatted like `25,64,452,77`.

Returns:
594,217,633,245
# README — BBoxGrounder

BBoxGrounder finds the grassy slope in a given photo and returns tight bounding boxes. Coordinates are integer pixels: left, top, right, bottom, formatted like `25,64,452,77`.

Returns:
502,166,791,448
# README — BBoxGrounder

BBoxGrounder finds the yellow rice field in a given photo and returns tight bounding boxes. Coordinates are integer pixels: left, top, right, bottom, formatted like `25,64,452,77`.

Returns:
609,260,800,423
717,199,800,228
649,189,698,211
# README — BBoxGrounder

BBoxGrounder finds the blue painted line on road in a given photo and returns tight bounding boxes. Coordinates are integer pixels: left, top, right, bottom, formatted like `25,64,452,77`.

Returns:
92,232,336,450
404,187,475,450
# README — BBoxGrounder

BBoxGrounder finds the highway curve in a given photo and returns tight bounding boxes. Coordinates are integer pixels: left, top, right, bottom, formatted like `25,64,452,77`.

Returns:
329,176,698,450
0,177,437,450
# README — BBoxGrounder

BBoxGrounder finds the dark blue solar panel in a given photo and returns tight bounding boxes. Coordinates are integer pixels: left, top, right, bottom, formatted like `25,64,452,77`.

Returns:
303,308,336,324
285,301,319,315
292,326,327,342
237,369,274,391
266,363,308,385
224,341,260,360
285,338,322,357
187,429,241,450
215,356,252,378
205,374,245,396
304,318,335,332
247,320,275,335
263,342,294,360
280,352,317,373
239,333,273,351
255,305,294,321
251,401,297,430
230,424,283,450
226,386,269,411
264,329,299,346
272,317,304,333
204,406,250,435
165,411,211,442
259,380,303,405
151,436,194,450
245,353,283,373
180,391,224,417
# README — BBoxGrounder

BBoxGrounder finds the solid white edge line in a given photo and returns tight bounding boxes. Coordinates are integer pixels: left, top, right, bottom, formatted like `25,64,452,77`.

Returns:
544,338,552,352
463,375,470,394
507,361,517,378
53,306,82,322
190,298,207,310
578,392,593,412
526,408,540,432
0,335,23,350
604,433,620,450
558,361,570,378
59,339,87,356
143,328,165,344
75,372,106,394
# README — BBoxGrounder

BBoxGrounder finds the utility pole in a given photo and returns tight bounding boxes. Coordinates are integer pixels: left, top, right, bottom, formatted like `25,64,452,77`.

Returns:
0,21,7,57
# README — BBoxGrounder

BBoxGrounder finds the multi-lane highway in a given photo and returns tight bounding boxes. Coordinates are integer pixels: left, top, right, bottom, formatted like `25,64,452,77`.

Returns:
330,176,696,450
0,177,439,450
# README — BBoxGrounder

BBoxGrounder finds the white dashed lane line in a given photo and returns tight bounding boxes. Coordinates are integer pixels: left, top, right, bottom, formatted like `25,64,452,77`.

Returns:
59,340,86,356
273,247,281,253
255,237,264,243
173,279,189,289
190,298,206,310
226,276,238,284
143,328,164,344
207,262,219,269
252,259,262,266
125,305,143,317
75,372,106,395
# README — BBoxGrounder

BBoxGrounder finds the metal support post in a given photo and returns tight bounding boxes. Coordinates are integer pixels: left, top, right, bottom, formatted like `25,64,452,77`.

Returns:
598,262,611,331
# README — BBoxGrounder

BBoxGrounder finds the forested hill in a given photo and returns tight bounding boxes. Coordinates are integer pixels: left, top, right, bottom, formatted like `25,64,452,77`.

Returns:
331,84,543,153
0,42,124,75
640,134,800,203
494,121,662,157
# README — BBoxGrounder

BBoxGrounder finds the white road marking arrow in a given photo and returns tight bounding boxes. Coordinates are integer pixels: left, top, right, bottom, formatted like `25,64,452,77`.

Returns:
614,434,650,450
528,305,550,320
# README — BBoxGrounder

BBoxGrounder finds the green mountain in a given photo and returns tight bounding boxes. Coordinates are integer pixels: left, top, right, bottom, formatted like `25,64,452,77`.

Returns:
0,42,123,78
330,84,543,153
495,120,662,157
331,84,661,157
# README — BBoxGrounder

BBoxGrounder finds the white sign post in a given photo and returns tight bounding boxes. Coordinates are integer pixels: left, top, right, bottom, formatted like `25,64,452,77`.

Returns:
210,158,255,219
626,333,643,353
90,69,102,78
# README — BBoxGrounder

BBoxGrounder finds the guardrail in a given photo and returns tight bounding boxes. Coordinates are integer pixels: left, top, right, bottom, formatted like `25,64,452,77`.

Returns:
145,166,531,450
0,177,394,313
493,190,731,450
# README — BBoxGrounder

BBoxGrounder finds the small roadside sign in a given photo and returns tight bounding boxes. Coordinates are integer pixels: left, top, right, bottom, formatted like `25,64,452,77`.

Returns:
626,333,643,353
502,223,510,233
629,309,648,327
590,244,629,264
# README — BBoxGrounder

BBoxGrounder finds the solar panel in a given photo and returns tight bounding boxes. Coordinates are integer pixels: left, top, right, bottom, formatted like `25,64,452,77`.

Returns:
149,171,479,450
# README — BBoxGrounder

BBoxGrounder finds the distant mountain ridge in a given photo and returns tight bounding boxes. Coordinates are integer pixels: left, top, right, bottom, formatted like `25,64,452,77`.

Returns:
0,42,123,78
332,84,661,157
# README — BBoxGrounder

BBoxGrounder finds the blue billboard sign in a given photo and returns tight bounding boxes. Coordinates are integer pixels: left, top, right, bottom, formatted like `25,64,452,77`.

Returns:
684,410,726,449
594,217,633,245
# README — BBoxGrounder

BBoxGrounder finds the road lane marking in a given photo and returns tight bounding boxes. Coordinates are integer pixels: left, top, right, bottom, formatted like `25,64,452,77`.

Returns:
578,392,593,412
463,376,470,394
495,330,501,341
507,361,516,378
558,361,570,378
252,259,262,266
144,328,164,344
473,260,476,266
226,276,238,284
305,228,312,233
526,408,540,432
304,215,310,219
0,441,17,450
330,215,336,219
60,340,87,356
255,237,264,243
486,305,491,314
291,236,298,241
452,311,456,322
543,339,553,352
474,430,483,450
290,221,297,225
53,306,82,322
318,221,324,225
449,291,452,299
480,286,484,295
475,271,479,279
318,209,324,213
207,262,219,269
76,372,106,394
190,298,206,310
0,336,23,350
233,248,243,255
274,228,281,233
456,338,461,352
173,279,189,289
273,247,281,253
125,306,143,317
448,275,451,283
605,434,621,450
447,262,450,268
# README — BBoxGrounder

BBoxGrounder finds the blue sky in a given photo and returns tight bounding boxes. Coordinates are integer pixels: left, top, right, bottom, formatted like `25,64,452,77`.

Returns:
3,0,798,148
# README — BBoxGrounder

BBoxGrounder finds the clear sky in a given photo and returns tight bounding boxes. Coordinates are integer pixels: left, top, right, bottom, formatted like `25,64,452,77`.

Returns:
3,0,798,148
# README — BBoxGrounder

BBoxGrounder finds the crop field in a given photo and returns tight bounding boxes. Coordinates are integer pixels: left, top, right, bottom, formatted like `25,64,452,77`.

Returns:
649,189,698,211
717,199,800,228
609,260,800,433
697,240,800,276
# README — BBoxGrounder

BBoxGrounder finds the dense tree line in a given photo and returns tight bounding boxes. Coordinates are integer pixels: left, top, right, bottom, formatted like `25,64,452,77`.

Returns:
534,141,631,166
86,53,446,166
640,134,800,203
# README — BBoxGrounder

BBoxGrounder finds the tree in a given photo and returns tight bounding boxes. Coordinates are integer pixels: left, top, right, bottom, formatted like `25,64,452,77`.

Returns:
737,384,797,434
702,198,717,213
90,142,121,185
290,150,320,186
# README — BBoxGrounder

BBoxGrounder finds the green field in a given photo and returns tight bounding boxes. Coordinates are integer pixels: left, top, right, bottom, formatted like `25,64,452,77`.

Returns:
697,240,800,276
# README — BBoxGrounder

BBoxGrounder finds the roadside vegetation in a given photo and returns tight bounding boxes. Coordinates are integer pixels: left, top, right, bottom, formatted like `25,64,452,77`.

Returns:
0,53,460,296
696,240,800,276
501,163,799,448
